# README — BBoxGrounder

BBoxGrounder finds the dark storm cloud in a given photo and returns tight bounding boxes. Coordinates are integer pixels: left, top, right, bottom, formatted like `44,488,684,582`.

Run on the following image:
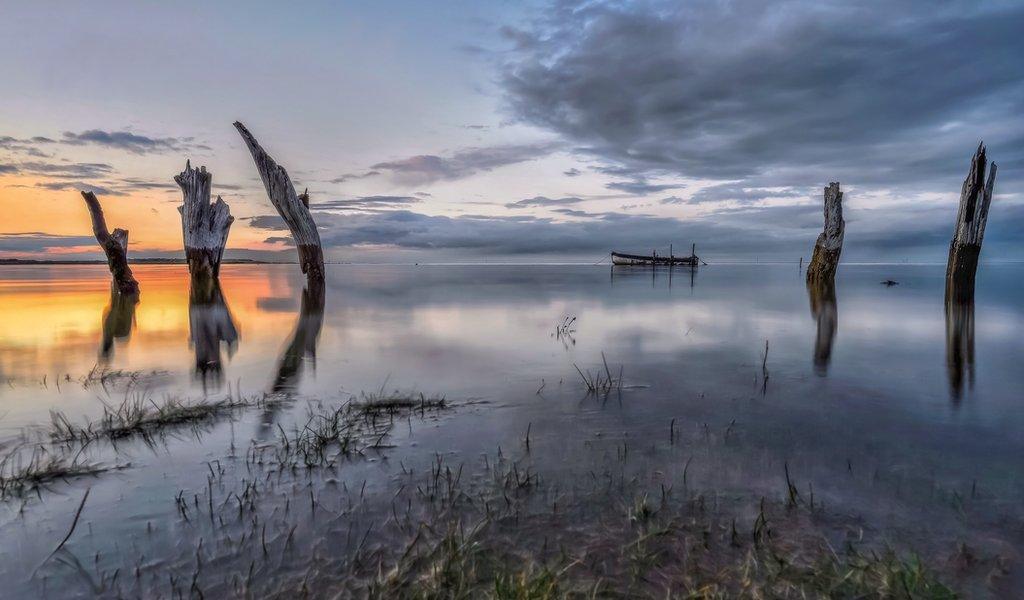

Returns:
371,141,562,185
505,195,585,209
500,0,1024,193
61,129,208,154
0,232,96,252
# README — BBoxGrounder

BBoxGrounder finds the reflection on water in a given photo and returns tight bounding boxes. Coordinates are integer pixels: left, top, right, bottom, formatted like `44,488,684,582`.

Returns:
1,264,1024,596
188,277,239,388
99,290,138,362
272,280,325,392
806,280,837,375
945,294,975,402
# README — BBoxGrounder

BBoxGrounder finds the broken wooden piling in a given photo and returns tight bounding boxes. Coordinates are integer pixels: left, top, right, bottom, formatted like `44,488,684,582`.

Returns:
175,161,233,280
806,183,844,284
80,191,139,295
946,143,996,303
233,121,324,282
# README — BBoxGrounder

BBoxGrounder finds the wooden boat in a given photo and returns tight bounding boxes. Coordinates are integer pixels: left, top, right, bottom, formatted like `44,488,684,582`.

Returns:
612,244,700,266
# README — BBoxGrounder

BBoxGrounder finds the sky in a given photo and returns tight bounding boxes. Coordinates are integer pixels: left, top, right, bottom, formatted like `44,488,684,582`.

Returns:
0,0,1022,263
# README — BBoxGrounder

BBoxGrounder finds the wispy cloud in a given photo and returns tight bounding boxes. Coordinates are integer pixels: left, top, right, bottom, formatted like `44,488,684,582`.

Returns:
505,195,585,209
371,141,562,185
61,129,208,154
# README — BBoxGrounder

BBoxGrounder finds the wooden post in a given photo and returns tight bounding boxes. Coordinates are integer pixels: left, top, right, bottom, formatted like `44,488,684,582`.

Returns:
945,294,974,402
946,143,996,303
806,183,844,284
80,191,139,295
233,121,324,282
175,161,233,279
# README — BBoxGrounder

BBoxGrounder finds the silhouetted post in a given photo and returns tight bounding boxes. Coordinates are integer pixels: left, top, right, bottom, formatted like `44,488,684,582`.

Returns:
175,161,233,280
233,121,324,282
806,183,844,284
80,191,139,295
946,143,996,303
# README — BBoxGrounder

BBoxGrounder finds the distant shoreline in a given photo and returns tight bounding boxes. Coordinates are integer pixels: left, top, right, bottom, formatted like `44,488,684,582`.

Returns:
0,258,291,265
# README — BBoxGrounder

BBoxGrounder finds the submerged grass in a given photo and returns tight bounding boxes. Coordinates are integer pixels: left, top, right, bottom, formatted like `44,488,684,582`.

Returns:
0,445,106,498
49,391,253,443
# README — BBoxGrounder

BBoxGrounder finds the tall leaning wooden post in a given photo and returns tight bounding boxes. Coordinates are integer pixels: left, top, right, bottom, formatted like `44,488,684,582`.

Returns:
946,143,996,303
175,161,234,282
80,191,139,295
806,182,844,284
233,121,325,282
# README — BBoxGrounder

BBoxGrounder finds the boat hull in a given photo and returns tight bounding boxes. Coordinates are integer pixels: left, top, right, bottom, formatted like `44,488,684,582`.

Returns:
611,252,698,266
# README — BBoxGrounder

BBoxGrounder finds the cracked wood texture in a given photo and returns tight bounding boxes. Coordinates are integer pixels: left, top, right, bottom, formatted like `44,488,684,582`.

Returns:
806,182,844,284
175,161,234,279
233,121,324,282
80,191,139,295
946,143,997,302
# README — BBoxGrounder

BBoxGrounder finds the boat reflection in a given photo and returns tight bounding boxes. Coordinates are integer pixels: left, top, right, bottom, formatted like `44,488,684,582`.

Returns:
272,280,326,392
99,290,139,362
807,280,837,376
188,277,239,389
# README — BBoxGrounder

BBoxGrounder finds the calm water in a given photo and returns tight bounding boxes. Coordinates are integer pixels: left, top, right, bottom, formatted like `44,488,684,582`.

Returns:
1,263,1022,596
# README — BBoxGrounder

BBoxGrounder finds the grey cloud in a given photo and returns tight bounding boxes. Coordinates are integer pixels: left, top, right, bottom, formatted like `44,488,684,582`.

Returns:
371,141,562,185
20,161,115,179
243,198,1024,260
678,184,808,205
330,170,380,184
605,180,683,195
0,164,17,174
660,196,684,205
505,195,585,209
501,0,1024,193
61,129,207,154
563,168,582,177
35,181,123,196
310,196,421,212
0,232,97,252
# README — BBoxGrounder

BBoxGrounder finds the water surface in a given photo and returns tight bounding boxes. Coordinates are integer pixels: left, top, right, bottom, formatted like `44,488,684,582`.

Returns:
0,263,1021,596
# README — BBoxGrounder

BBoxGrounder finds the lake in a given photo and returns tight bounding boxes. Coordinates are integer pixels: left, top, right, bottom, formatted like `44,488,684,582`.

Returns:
0,263,1021,597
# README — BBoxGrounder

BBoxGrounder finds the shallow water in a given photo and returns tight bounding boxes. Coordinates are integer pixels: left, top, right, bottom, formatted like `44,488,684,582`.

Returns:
0,263,1022,596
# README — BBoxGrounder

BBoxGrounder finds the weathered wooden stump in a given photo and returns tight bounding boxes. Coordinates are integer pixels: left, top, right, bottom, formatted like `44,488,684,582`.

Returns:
806,183,844,284
946,143,997,303
807,280,837,376
80,191,139,295
272,279,326,392
175,161,233,279
188,280,239,387
233,121,324,282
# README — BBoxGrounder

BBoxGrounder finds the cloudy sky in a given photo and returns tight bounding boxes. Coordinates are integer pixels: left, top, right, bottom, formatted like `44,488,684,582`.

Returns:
1,0,1021,263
